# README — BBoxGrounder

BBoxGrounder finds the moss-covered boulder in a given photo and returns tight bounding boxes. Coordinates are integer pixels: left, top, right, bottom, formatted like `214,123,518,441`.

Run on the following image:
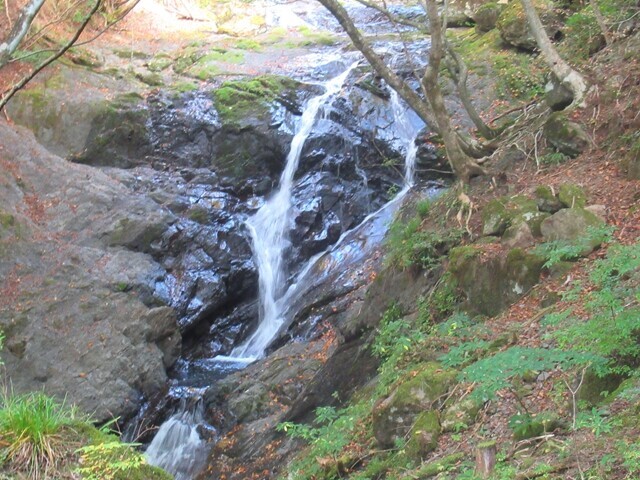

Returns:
535,185,563,213
441,397,483,432
449,246,545,317
406,410,441,461
577,368,624,406
473,2,505,32
496,0,561,51
509,412,564,440
543,113,590,157
540,208,605,255
557,183,587,209
481,195,538,236
502,221,535,248
372,363,457,449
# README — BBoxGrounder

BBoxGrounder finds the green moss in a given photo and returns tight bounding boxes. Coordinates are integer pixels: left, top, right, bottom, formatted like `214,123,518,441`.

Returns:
113,49,150,60
234,39,262,51
448,246,480,274
147,54,173,72
406,410,441,461
0,213,15,229
135,72,164,87
558,183,587,208
411,452,465,477
392,363,458,408
187,206,209,224
171,81,199,93
212,74,300,122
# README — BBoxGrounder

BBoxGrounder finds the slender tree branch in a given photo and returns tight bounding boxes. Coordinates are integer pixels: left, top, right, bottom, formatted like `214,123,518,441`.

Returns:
0,0,103,111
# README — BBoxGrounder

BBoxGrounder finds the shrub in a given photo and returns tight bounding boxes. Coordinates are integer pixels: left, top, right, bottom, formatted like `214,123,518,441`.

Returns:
0,391,78,478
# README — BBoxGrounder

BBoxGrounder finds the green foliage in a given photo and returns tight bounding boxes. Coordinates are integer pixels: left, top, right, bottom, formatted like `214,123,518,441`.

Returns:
76,441,146,480
540,151,569,166
0,391,78,477
278,401,372,480
440,339,490,368
619,441,640,478
371,303,414,360
461,347,599,400
576,407,614,437
548,242,640,375
385,213,463,270
234,39,262,51
533,224,614,268
493,52,545,100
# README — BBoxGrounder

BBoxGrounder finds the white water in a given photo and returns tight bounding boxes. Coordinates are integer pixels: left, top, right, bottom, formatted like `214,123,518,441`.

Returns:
230,61,360,361
145,403,207,480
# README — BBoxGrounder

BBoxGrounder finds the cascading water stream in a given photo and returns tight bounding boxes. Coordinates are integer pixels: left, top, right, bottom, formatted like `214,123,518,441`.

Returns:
145,400,207,480
144,78,425,480
229,60,360,361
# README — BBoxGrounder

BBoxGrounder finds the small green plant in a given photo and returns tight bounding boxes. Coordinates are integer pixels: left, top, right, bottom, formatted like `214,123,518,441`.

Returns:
619,441,640,478
540,151,569,166
575,408,614,437
385,213,463,270
0,391,78,477
533,224,614,268
76,440,146,480
462,347,600,400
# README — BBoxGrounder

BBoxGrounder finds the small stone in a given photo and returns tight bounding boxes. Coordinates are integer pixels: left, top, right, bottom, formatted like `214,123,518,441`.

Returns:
502,222,535,249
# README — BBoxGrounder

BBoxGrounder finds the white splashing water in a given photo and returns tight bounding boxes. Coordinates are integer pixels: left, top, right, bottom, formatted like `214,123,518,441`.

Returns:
390,89,418,190
230,60,360,361
145,403,207,480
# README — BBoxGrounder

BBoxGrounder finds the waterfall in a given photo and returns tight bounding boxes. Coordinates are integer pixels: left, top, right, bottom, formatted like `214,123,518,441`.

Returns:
145,401,207,480
230,60,360,361
389,89,418,189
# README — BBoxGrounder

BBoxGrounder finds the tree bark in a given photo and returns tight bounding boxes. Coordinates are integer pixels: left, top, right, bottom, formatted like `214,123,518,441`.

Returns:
475,441,497,478
0,0,46,68
317,0,486,181
421,0,486,182
520,0,588,106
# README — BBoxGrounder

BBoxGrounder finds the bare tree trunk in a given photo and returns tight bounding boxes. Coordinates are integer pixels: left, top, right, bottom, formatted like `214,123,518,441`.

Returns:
421,0,486,182
590,0,613,46
0,0,46,68
520,0,588,106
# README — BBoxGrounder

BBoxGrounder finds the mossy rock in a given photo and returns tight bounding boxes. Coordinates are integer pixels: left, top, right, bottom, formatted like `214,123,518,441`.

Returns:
535,185,563,213
187,205,210,224
212,75,303,124
577,368,624,406
147,54,173,72
557,183,587,208
449,246,544,317
372,363,457,448
406,410,441,461
481,199,509,236
441,397,483,432
135,71,164,87
543,113,590,157
509,412,564,440
496,0,561,51
540,207,605,255
474,2,505,32
481,195,539,236
407,452,465,478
